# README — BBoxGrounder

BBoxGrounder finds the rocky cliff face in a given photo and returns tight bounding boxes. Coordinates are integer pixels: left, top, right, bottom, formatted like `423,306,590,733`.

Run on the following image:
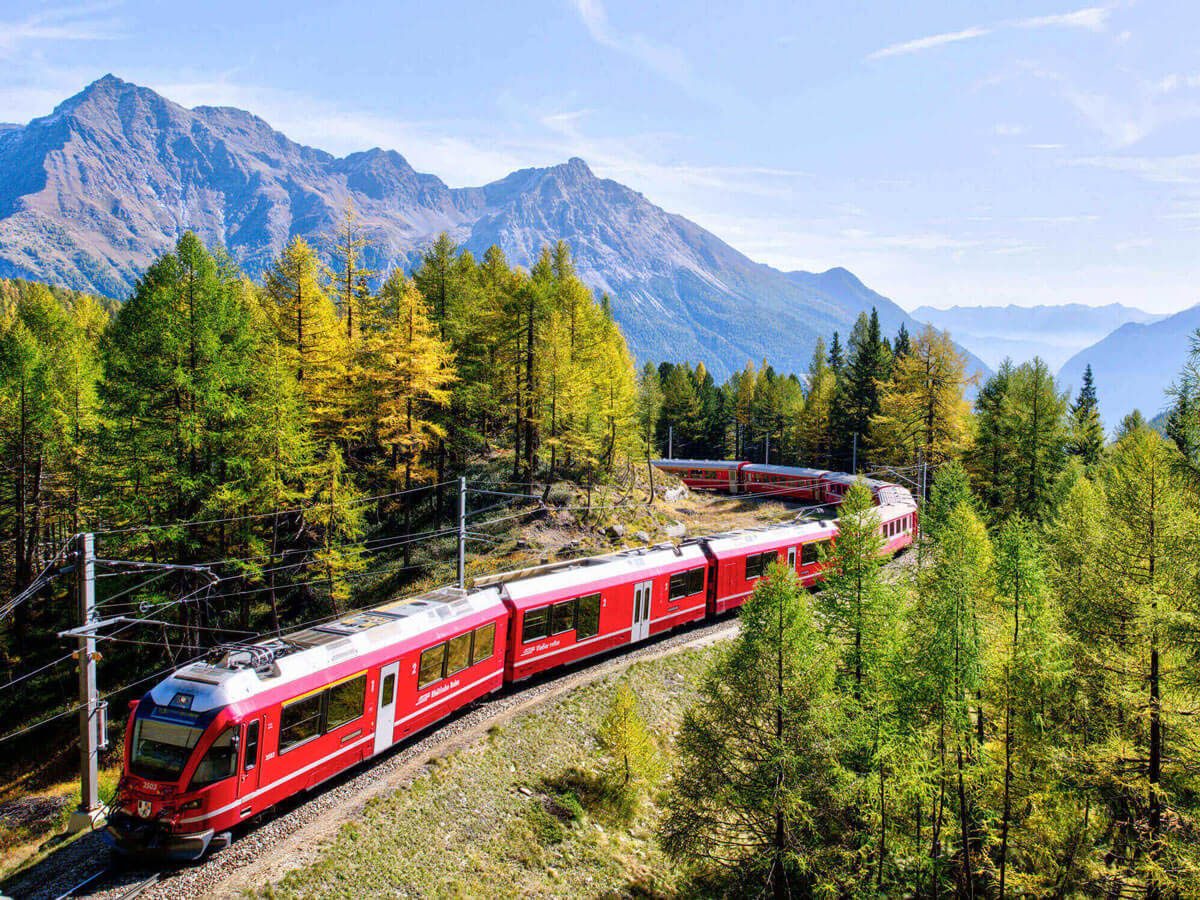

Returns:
0,75,973,378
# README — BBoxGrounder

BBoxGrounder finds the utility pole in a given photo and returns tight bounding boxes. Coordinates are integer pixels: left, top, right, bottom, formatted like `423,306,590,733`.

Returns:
764,432,770,465
668,425,673,459
68,532,104,832
852,432,858,474
457,476,467,590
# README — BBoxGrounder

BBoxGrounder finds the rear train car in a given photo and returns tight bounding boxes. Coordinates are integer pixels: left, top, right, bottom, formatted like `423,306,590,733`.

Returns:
650,459,746,493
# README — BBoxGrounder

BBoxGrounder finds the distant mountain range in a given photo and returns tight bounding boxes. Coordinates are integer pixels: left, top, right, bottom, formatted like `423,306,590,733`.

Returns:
1058,304,1200,430
0,75,988,380
912,303,1160,371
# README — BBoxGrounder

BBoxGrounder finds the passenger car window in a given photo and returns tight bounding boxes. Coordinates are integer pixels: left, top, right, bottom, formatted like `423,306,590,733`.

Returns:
472,623,496,664
522,607,550,643
418,644,446,688
279,693,323,753
327,674,366,730
576,593,601,639
551,600,576,634
190,726,239,787
445,632,473,676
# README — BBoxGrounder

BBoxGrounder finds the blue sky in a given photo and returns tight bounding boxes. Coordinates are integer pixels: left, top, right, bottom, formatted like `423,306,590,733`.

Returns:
1,0,1197,313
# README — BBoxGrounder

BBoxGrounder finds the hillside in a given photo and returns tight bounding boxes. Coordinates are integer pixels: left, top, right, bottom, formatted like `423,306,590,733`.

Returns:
1057,303,1200,427
0,75,983,378
912,302,1158,371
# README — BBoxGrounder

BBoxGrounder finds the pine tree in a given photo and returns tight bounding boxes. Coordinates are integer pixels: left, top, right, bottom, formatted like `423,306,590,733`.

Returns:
832,309,893,470
1066,364,1104,467
893,323,912,360
308,443,367,613
828,330,844,374
98,232,262,552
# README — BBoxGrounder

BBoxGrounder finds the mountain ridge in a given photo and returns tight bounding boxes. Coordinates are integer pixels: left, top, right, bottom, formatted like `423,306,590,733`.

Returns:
0,75,985,378
1058,303,1200,428
911,302,1159,371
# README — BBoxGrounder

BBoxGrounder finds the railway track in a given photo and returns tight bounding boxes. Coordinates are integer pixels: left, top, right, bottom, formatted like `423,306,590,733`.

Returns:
52,869,160,900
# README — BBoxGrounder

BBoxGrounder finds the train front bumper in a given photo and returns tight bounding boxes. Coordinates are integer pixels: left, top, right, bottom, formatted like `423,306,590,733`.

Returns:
103,810,214,861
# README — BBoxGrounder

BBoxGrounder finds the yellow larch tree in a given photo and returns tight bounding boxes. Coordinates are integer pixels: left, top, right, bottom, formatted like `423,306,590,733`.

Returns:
872,325,974,466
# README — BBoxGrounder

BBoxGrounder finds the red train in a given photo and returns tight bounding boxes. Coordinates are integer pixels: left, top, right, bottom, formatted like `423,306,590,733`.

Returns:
105,461,916,860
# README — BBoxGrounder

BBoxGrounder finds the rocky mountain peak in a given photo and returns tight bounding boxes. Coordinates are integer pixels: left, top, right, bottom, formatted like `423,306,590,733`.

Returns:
0,75,973,379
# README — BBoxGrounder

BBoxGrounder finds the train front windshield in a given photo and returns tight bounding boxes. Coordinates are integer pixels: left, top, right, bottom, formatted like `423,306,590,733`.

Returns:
129,714,207,782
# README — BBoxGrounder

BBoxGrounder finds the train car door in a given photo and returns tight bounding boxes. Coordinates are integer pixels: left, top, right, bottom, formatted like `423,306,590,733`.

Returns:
787,546,797,571
373,661,400,755
236,716,262,812
631,580,653,642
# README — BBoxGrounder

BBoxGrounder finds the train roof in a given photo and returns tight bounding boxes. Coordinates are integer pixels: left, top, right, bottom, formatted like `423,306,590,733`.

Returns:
148,586,506,714
740,464,830,478
496,543,710,607
651,458,742,470
702,519,837,556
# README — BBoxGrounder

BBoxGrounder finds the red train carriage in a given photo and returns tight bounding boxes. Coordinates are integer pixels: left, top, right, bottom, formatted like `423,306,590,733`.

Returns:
495,543,711,682
108,457,920,863
875,501,918,554
703,520,840,614
650,458,746,493
106,587,507,860
740,464,830,501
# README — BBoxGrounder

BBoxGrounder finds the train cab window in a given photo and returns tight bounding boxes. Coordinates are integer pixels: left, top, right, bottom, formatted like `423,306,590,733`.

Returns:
576,593,602,640
280,693,323,753
190,726,239,788
551,600,576,635
327,674,367,730
669,568,705,599
381,673,395,706
472,623,496,664
445,633,473,677
522,607,550,643
243,720,260,772
801,541,827,565
418,644,447,688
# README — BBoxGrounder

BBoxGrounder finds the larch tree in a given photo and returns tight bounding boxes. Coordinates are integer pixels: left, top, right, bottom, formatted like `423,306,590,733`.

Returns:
904,501,993,896
798,337,837,469
661,565,853,896
263,236,348,442
873,325,973,467
988,517,1068,897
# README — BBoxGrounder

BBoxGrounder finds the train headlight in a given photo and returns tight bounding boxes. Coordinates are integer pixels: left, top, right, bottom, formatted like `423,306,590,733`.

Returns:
180,798,203,811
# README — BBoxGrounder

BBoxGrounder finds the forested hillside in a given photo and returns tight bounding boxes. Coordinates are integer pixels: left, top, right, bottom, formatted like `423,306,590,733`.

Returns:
4,215,1200,895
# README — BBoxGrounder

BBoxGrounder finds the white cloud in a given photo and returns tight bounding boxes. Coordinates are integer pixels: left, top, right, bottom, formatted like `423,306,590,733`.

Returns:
0,3,123,58
569,0,693,88
1028,143,1065,150
868,5,1110,61
1072,153,1200,184
868,26,990,60
993,123,1027,136
1016,7,1110,31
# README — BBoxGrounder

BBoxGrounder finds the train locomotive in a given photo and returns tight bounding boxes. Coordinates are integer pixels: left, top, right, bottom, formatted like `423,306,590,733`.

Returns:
105,460,916,860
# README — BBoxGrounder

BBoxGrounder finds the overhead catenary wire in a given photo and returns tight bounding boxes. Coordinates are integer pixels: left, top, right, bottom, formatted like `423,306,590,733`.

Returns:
93,479,457,537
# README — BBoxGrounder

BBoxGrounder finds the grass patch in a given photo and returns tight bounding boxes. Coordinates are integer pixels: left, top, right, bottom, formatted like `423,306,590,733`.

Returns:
257,647,721,898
